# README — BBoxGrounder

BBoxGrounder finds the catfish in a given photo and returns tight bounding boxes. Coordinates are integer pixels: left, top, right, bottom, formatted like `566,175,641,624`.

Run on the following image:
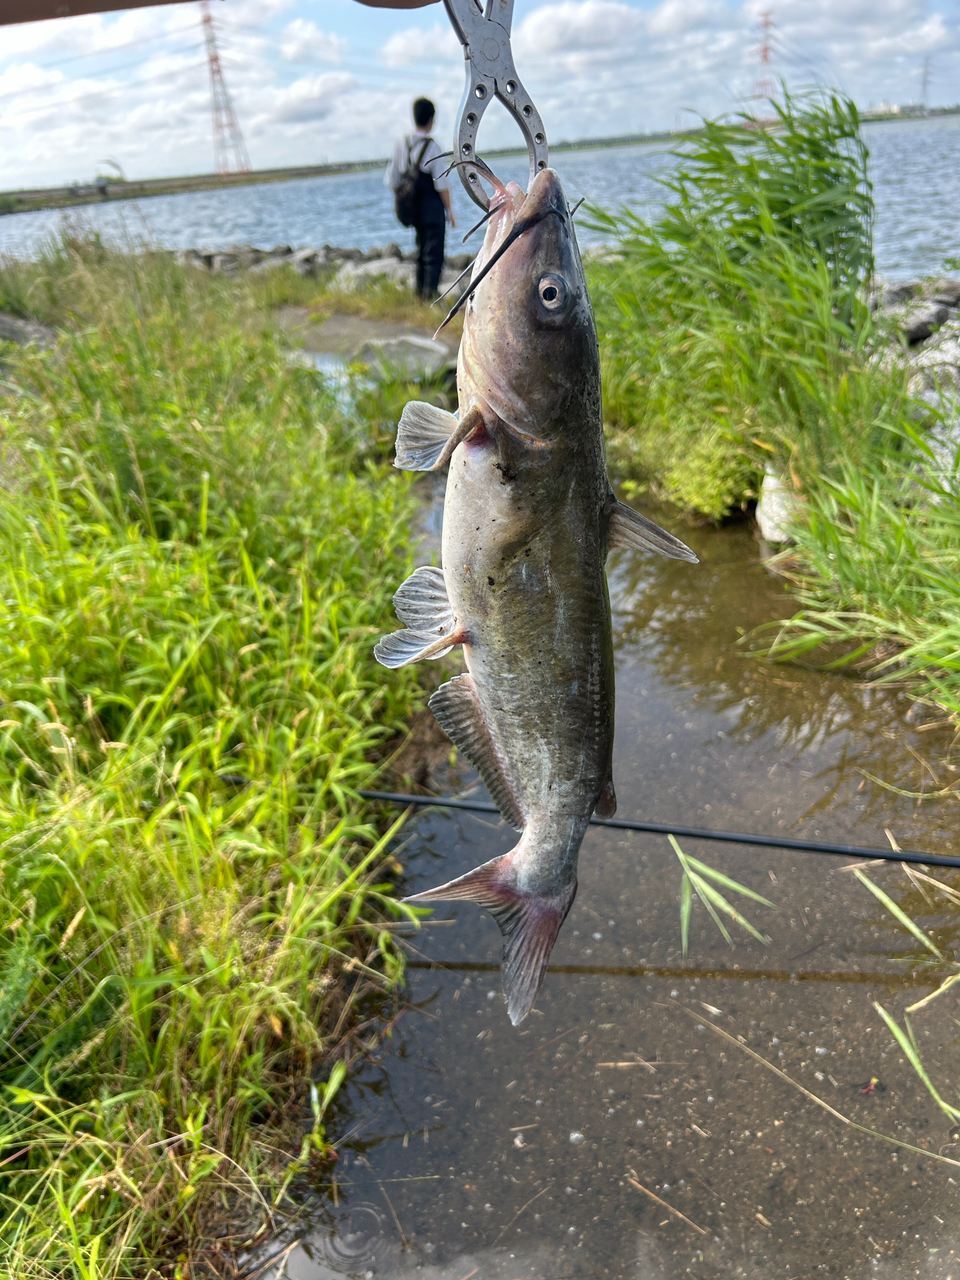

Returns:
375,167,696,1023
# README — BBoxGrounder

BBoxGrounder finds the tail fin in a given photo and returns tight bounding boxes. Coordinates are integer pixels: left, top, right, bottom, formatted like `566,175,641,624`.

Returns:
404,855,576,1025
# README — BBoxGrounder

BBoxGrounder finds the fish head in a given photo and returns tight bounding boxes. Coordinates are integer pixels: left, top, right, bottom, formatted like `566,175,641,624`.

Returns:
458,168,600,444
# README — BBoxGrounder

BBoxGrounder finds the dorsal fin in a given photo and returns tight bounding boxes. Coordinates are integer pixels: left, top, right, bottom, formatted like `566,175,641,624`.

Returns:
608,499,698,563
428,675,524,831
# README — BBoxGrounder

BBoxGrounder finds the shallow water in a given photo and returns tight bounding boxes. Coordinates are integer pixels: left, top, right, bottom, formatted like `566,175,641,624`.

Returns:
3,115,960,279
266,506,960,1279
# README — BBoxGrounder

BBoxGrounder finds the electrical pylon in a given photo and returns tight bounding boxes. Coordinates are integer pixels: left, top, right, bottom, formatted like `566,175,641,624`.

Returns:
751,10,776,103
200,0,250,175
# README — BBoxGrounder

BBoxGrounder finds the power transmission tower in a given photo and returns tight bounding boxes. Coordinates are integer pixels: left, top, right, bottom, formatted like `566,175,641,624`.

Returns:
200,0,250,175
920,55,931,110
751,10,776,103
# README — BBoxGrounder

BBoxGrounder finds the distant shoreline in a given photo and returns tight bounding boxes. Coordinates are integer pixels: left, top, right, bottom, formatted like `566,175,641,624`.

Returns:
2,106,958,220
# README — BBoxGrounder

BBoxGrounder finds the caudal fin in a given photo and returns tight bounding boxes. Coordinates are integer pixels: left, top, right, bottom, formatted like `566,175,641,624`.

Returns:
404,855,577,1025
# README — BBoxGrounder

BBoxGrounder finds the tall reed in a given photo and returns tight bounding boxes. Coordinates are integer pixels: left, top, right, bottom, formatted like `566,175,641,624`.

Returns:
586,90,896,518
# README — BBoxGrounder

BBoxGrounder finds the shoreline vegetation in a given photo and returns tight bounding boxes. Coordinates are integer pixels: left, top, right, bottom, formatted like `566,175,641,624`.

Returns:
2,105,960,219
587,89,960,723
0,88,958,1275
0,244,426,1274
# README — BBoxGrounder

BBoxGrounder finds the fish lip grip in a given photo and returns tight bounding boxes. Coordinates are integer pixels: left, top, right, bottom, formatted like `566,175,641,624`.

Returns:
442,0,549,210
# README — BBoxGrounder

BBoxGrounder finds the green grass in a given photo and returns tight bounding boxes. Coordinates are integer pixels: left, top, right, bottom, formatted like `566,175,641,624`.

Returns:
586,89,960,722
761,418,960,717
0,238,421,1275
585,89,897,519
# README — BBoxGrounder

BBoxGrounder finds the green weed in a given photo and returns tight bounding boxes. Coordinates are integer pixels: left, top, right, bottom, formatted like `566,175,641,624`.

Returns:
854,865,960,1127
669,835,775,956
585,89,898,518
0,236,421,1275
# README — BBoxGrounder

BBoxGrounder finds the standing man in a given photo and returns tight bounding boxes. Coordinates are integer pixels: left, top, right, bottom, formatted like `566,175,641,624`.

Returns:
385,97,457,300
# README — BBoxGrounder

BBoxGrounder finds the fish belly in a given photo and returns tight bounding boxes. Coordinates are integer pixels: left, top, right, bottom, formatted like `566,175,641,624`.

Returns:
441,429,614,889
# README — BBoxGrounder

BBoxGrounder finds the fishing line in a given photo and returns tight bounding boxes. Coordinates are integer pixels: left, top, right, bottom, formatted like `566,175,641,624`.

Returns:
358,790,960,870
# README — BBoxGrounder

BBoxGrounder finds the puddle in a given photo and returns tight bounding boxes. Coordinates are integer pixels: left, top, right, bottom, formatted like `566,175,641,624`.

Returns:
268,510,960,1278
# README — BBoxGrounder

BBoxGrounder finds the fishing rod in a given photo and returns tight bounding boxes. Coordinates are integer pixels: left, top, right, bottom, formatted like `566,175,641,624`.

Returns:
358,790,960,871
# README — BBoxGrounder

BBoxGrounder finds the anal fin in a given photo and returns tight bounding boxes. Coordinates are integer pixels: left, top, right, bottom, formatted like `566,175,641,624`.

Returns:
608,499,698,563
395,402,482,472
429,674,524,831
404,854,577,1025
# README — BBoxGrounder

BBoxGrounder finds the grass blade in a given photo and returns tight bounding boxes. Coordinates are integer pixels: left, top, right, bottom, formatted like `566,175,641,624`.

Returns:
853,869,944,959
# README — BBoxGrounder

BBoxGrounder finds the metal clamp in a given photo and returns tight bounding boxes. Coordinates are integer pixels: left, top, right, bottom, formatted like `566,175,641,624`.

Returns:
442,0,549,210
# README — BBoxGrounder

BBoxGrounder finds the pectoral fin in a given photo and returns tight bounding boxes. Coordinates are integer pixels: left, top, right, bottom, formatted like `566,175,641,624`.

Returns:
608,500,698,563
395,402,483,472
429,675,524,831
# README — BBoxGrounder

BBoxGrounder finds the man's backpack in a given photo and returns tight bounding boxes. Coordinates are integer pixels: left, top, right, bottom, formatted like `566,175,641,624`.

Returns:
394,137,434,228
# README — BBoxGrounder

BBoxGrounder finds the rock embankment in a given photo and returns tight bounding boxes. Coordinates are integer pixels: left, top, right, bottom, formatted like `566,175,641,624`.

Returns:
173,242,473,296
757,276,960,543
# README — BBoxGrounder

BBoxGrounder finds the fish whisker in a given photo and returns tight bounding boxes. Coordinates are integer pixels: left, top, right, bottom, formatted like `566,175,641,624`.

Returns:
434,206,564,335
462,205,498,244
569,197,585,218
442,154,509,200
433,256,477,307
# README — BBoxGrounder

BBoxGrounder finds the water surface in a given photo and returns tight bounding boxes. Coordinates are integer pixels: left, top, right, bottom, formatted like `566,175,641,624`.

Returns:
3,115,960,278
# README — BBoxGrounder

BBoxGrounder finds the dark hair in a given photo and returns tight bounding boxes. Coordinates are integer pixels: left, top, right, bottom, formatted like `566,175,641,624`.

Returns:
413,97,435,129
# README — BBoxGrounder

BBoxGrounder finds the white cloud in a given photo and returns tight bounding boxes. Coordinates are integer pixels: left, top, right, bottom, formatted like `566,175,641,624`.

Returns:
279,18,344,64
259,71,356,124
515,0,643,55
380,23,460,68
0,0,958,189
648,0,726,37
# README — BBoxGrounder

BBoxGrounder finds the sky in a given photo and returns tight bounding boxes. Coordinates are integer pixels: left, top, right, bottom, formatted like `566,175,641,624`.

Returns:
0,0,957,189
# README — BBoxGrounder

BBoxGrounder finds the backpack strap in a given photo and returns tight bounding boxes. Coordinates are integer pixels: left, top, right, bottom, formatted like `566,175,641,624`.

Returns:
415,136,432,171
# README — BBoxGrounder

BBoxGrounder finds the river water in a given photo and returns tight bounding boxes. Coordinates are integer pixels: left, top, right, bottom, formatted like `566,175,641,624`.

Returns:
259,487,960,1280
2,114,960,279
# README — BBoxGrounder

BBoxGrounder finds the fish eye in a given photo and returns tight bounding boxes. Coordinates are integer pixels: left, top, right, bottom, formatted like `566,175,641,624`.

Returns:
538,273,568,311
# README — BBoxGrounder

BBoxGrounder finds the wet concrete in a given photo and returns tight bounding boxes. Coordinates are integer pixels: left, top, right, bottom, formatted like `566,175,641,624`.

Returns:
271,511,960,1280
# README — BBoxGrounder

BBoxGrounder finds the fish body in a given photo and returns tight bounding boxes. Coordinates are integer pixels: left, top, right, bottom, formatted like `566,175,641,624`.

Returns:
375,168,696,1023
